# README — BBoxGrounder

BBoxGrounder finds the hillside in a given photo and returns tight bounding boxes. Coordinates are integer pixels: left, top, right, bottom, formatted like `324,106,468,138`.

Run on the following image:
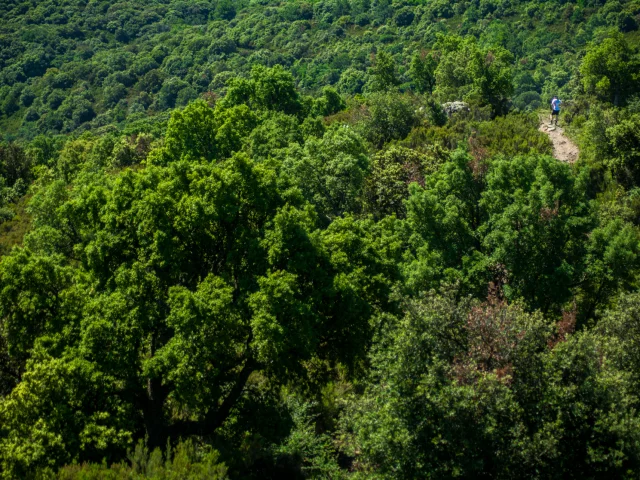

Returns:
1,1,640,478
0,0,638,140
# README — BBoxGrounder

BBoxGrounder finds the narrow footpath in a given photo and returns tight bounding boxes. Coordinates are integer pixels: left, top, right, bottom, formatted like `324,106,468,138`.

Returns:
539,120,579,163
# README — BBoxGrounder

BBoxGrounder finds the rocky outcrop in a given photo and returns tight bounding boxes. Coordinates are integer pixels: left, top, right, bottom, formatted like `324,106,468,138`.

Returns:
442,101,470,116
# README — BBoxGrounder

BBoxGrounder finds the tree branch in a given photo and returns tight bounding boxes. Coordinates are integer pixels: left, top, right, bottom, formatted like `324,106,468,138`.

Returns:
167,355,257,439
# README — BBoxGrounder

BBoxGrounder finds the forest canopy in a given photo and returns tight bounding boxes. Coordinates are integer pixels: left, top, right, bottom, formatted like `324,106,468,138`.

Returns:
1,0,640,478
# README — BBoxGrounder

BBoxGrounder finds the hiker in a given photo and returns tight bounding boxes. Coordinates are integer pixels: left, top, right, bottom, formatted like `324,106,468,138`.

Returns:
550,96,562,126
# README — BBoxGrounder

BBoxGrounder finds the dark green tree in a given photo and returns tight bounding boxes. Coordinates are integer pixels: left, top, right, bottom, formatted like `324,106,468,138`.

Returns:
434,34,514,115
363,91,419,147
369,51,399,91
581,31,639,106
345,292,640,478
0,120,397,476
409,52,437,95
223,65,303,117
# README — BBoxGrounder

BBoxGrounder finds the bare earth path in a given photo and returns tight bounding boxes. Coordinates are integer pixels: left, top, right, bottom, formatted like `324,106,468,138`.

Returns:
539,120,579,163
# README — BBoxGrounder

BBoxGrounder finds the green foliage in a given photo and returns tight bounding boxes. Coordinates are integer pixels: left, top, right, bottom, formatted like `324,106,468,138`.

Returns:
272,400,344,479
0,142,31,187
344,293,640,478
312,87,346,117
0,120,397,475
480,155,593,311
0,352,135,477
402,152,627,315
434,34,514,115
223,65,303,117
0,143,32,222
581,31,640,106
57,439,228,480
409,52,437,95
1,1,640,478
401,111,550,157
247,112,302,161
362,91,419,147
0,0,636,142
162,100,257,163
363,146,442,219
283,125,370,221
337,68,367,95
0,194,31,257
473,113,553,157
368,51,399,92
606,113,640,186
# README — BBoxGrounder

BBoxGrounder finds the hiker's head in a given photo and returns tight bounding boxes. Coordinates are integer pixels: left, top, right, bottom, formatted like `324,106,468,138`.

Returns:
553,96,558,99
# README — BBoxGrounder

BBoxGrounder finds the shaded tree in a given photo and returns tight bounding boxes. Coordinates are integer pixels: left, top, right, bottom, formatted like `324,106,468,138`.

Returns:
581,31,639,106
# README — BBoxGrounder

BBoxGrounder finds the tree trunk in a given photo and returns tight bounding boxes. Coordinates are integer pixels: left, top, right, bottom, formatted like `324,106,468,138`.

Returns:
144,376,170,450
142,331,171,450
167,356,256,439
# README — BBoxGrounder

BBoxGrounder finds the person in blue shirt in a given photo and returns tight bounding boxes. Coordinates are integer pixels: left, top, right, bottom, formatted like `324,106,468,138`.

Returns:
550,96,562,125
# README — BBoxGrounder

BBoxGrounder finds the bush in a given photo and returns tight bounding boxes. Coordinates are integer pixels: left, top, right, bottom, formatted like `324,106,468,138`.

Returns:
362,91,419,147
0,143,31,187
57,439,228,480
337,68,367,95
47,90,66,110
475,113,552,157
157,77,191,110
394,7,415,26
209,36,236,55
312,87,346,116
513,91,542,111
364,146,440,219
23,108,39,122
19,87,36,107
103,83,127,108
136,69,166,94
1,86,21,116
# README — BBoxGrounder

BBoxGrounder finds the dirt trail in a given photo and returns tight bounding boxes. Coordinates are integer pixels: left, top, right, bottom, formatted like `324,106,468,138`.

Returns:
539,120,579,163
